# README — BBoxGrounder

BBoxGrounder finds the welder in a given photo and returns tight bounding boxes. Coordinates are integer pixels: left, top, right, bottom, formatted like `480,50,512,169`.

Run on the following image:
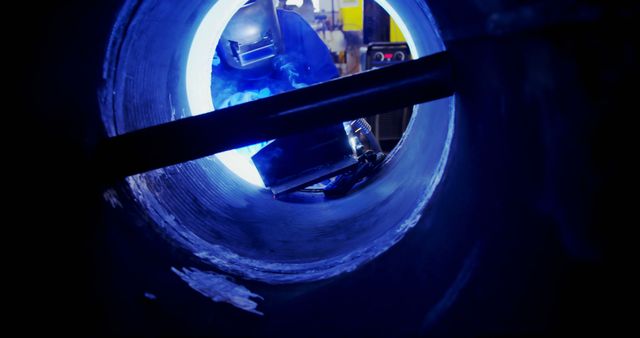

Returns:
212,0,384,196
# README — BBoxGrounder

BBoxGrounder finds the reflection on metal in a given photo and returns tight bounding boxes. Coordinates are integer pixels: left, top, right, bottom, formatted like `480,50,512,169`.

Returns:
218,0,283,72
251,124,358,196
172,267,264,315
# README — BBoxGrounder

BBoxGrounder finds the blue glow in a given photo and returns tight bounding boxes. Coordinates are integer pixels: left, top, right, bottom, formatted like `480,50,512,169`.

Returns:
143,292,157,300
284,0,319,8
187,0,243,116
186,0,418,188
376,0,418,57
215,145,269,187
186,0,268,186
172,267,264,315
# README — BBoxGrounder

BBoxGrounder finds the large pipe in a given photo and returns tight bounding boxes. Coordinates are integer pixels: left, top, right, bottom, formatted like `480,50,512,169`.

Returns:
96,51,453,181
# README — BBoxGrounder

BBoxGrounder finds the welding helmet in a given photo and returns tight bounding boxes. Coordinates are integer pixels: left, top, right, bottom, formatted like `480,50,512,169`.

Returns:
218,0,284,77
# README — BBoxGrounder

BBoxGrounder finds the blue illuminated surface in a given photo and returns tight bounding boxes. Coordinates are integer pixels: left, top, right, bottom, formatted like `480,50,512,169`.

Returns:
186,0,265,186
172,267,264,315
186,0,419,188
104,0,454,315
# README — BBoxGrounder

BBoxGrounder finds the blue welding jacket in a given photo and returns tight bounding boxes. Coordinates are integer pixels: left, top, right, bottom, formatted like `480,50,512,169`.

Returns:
211,9,338,108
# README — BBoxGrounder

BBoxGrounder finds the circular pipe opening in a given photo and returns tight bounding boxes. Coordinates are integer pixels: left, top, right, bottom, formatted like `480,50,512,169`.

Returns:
101,0,454,283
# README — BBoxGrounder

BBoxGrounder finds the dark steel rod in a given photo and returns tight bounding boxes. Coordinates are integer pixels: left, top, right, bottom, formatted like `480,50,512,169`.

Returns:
96,51,453,181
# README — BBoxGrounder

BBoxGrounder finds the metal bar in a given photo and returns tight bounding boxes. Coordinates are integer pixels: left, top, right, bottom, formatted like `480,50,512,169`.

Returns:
96,51,453,181
331,0,335,29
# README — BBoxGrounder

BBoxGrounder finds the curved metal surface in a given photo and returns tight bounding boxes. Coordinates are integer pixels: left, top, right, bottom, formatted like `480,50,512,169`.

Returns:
21,0,631,336
100,0,455,284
